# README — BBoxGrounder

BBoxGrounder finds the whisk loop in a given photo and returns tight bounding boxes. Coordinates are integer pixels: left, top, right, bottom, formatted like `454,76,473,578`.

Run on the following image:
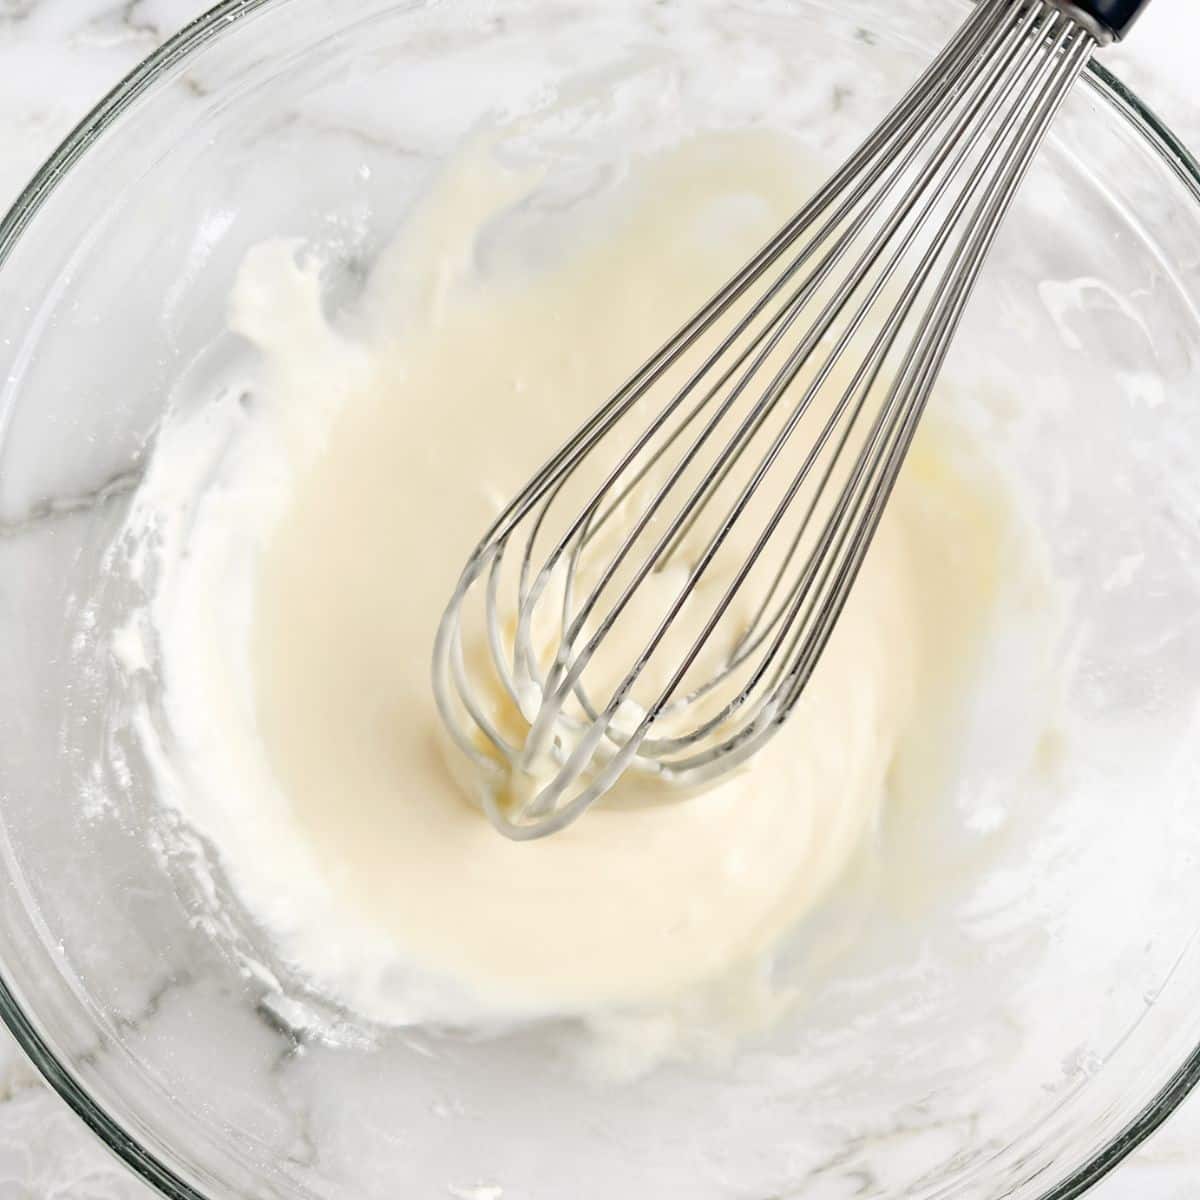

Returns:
432,0,1135,839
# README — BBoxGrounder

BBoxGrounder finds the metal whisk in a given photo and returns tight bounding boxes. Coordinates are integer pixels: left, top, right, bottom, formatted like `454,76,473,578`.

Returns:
432,0,1151,839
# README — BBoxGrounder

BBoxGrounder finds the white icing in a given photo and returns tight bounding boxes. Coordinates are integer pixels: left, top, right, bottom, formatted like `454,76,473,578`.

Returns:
112,130,1038,1065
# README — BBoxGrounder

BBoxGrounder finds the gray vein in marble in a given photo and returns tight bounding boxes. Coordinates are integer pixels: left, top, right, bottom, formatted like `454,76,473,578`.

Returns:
0,465,140,538
786,1108,989,1200
78,0,160,50
62,967,196,1079
268,1049,320,1172
263,109,441,162
113,968,194,1036
0,0,39,27
0,1045,40,1102
180,72,209,98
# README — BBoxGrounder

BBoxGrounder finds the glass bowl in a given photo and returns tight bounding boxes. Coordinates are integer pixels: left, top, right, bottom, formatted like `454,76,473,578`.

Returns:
2,0,1200,1197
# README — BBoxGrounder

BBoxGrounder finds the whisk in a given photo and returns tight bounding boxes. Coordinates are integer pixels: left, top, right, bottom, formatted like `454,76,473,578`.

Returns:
432,0,1152,839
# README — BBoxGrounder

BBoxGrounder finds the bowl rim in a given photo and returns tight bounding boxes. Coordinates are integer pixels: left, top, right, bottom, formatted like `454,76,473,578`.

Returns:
1,1,1198,1197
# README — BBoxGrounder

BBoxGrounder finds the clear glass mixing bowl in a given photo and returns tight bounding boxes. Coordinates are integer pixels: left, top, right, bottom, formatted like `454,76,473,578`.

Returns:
2,0,1200,1196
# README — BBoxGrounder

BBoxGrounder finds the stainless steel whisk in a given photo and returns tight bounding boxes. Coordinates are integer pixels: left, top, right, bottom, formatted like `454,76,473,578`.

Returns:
433,0,1151,839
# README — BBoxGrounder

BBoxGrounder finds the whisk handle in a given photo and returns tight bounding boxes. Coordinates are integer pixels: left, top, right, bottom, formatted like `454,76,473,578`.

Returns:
1064,0,1153,40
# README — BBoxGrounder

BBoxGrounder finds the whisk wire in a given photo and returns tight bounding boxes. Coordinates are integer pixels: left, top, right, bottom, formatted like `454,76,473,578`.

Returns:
514,0,1054,768
432,0,1101,838
527,1,1070,750
774,22,1095,718
769,19,1091,698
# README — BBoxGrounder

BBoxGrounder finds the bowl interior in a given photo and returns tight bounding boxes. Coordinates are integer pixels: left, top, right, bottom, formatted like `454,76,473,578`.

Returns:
2,1,1200,1197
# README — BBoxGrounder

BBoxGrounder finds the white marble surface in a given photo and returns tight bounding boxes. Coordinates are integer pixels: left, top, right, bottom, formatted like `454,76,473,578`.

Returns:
0,1,1196,1196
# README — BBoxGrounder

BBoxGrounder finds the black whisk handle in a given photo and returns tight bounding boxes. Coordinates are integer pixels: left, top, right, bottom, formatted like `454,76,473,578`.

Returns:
1067,0,1153,40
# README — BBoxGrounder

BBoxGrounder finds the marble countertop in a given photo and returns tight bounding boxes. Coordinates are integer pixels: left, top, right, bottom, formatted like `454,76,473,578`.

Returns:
0,2,1196,1196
